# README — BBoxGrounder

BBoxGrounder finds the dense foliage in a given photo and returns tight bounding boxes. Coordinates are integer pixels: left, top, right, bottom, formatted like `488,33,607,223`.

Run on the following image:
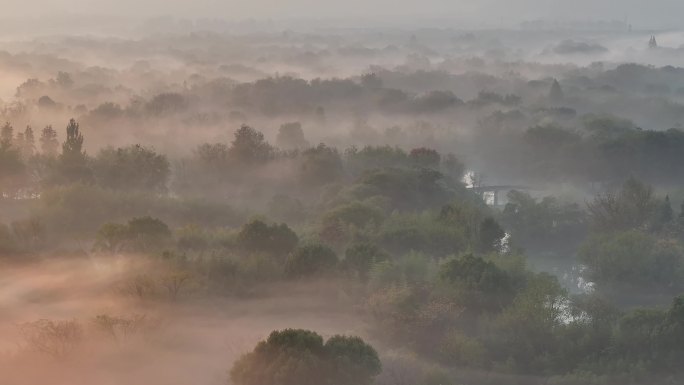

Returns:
230,329,381,385
2,118,684,385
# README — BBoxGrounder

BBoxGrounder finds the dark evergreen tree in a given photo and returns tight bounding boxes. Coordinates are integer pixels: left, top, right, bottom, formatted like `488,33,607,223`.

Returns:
549,79,564,102
57,119,92,183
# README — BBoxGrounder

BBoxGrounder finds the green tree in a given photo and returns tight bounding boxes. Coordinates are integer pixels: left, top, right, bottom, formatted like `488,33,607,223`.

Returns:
40,125,59,157
477,217,505,253
145,93,187,115
92,144,170,193
95,217,171,253
61,119,85,165
409,147,441,169
276,122,309,150
587,178,658,231
236,219,299,258
299,144,344,186
285,244,338,278
58,119,92,183
230,125,274,164
579,230,684,294
95,222,130,252
324,335,382,385
501,190,586,253
0,122,13,149
20,126,35,159
230,329,380,385
343,243,388,281
323,202,384,229
442,153,465,181
440,253,515,311
0,122,25,196
490,273,567,372
360,72,383,89
126,216,172,252
355,167,449,211
655,195,674,228
549,79,564,102
344,145,409,175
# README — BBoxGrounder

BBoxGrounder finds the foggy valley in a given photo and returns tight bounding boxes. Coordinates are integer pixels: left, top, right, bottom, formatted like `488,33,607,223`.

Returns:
2,3,684,385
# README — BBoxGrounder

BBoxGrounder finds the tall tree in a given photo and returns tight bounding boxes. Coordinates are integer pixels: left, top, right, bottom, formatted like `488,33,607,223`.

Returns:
549,79,564,102
478,217,506,253
276,122,309,150
14,132,25,155
1,122,13,149
61,119,85,165
21,126,35,159
230,124,274,164
57,119,91,184
0,122,25,196
40,125,59,157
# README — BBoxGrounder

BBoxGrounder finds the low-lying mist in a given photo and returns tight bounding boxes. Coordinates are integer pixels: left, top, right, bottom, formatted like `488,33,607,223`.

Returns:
0,256,368,385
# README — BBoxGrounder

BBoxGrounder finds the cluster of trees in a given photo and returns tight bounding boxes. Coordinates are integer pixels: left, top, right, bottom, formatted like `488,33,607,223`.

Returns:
477,115,684,186
9,28,684,385
501,190,587,255
95,216,172,253
4,117,684,385
0,218,45,255
0,122,57,195
231,329,381,385
366,239,684,381
175,123,466,209
0,119,170,198
580,178,684,303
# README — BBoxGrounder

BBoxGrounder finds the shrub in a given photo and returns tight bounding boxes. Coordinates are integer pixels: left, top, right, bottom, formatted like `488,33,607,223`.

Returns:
19,319,83,358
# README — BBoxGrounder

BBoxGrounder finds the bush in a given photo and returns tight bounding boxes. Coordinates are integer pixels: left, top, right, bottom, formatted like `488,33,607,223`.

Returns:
19,319,83,358
92,314,163,343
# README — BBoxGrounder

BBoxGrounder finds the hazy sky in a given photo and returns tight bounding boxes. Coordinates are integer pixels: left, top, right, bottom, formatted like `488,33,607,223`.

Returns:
4,0,684,28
